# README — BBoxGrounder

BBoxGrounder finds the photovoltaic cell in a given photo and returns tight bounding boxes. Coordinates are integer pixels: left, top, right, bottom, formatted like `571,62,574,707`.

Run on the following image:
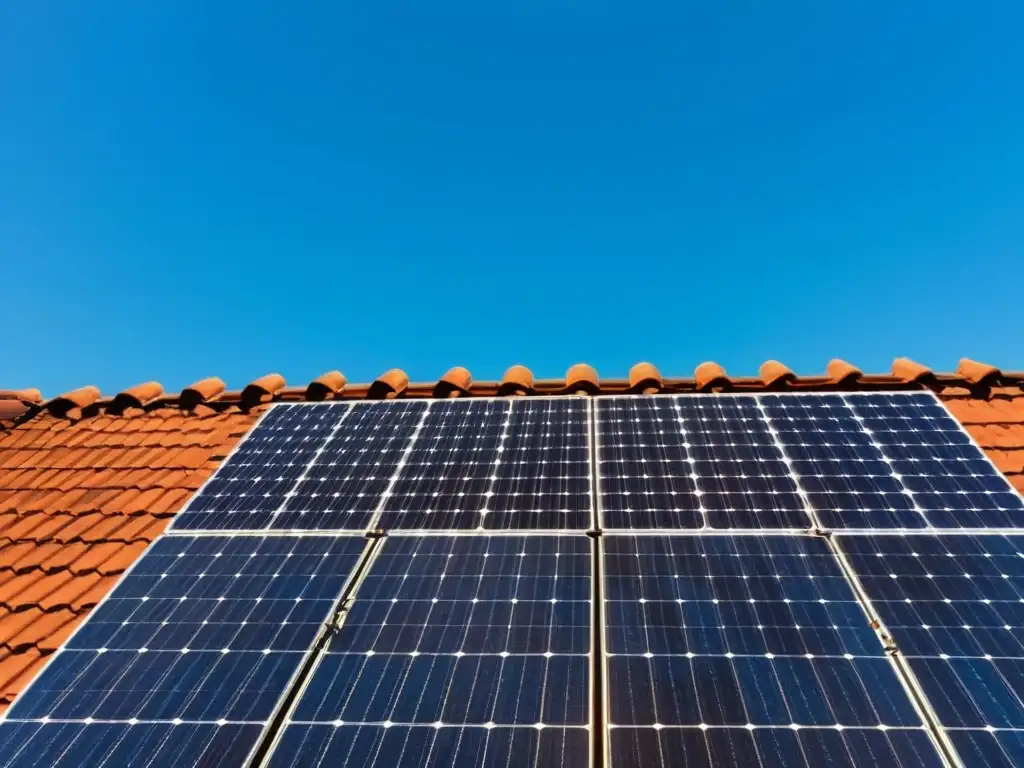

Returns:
269,724,589,768
596,397,809,529
272,535,591,768
846,393,1024,528
376,400,509,530
378,399,591,530
841,534,1024,752
173,404,346,531
610,726,945,768
2,535,366,767
603,535,942,767
276,401,427,530
0,721,262,768
763,392,1024,530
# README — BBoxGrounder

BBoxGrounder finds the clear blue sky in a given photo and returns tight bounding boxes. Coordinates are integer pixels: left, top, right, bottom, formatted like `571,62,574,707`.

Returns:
2,3,1022,396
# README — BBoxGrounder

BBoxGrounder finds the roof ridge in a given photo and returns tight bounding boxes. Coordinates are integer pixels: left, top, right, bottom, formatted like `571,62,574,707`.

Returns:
3,358,1022,426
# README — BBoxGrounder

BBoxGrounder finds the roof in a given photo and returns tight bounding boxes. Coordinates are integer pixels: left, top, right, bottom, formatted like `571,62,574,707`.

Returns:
0,356,1022,712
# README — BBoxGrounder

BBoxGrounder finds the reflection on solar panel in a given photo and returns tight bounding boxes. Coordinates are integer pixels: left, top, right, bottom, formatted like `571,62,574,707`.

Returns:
271,535,591,767
596,397,808,529
764,393,1024,530
1,535,366,767
378,398,592,531
603,535,944,767
173,404,345,530
841,534,1024,764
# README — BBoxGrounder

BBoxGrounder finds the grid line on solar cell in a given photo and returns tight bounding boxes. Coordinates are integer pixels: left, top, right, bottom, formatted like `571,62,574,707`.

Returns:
375,398,592,531
270,535,591,767
0,721,264,768
608,725,946,768
600,534,944,767
1,534,367,768
267,723,590,768
171,404,350,531
595,397,811,530
838,533,1024,760
275,400,430,531
762,392,1024,531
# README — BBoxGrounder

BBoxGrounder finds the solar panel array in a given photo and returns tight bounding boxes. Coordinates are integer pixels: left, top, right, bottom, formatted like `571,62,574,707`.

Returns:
4,391,1024,767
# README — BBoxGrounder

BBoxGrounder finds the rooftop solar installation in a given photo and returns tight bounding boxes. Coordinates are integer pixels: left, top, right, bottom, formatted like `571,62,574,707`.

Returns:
0,535,366,767
603,535,946,767
841,534,1024,762
13,389,1024,766
596,396,810,530
271,534,591,766
763,392,1024,530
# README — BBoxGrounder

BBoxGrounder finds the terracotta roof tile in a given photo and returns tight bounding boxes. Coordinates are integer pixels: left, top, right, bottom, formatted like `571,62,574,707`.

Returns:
0,648,48,707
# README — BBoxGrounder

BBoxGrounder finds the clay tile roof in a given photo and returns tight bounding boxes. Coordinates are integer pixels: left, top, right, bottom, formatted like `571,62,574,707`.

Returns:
826,359,863,385
891,357,934,383
111,381,164,411
628,362,662,393
695,361,729,391
957,357,1002,385
498,365,534,396
368,368,409,399
759,360,796,388
180,377,226,409
433,367,472,398
1,357,1023,711
565,363,599,394
305,371,346,401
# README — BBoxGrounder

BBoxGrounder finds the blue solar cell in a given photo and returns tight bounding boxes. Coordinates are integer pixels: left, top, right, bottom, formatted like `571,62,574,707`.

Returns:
173,404,346,531
609,726,945,768
603,534,941,763
840,533,1024,758
377,399,592,530
3,535,366,762
764,392,1024,529
274,401,427,530
272,535,591,764
0,721,263,768
269,724,590,768
597,397,809,529
949,730,1024,768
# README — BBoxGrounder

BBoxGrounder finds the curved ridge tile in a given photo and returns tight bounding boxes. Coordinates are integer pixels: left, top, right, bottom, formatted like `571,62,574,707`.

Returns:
433,367,472,398
694,361,729,391
498,365,534,396
305,371,347,401
565,363,599,394
628,362,662,393
368,369,409,399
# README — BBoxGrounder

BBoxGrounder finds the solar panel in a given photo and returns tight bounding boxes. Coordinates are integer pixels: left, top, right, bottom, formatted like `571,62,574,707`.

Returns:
840,534,1024,763
0,721,262,768
172,404,346,531
275,401,427,531
2,535,367,767
763,392,1024,530
268,534,591,767
377,398,592,531
596,397,810,530
603,535,944,767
